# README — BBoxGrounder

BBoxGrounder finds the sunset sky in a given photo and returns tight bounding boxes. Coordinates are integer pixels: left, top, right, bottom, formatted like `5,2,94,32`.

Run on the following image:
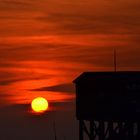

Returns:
0,0,140,139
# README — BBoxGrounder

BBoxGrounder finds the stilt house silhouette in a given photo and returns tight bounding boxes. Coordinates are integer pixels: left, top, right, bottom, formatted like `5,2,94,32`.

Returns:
73,71,140,140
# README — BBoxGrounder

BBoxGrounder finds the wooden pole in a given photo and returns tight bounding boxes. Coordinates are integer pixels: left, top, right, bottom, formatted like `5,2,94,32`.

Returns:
79,120,84,140
53,121,57,140
114,49,117,72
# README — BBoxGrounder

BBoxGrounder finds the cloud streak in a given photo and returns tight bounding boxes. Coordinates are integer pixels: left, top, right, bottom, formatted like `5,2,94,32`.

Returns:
32,83,75,93
0,0,140,36
37,13,140,35
0,0,34,11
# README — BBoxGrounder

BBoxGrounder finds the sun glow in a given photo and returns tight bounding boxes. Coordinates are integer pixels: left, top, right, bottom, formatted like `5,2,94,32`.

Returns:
31,97,49,113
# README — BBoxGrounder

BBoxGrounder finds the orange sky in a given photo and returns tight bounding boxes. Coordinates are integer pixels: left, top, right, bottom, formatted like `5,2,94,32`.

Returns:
0,0,140,107
0,1,140,140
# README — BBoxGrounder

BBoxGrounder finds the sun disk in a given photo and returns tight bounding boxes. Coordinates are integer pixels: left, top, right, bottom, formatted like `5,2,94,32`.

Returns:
31,97,49,113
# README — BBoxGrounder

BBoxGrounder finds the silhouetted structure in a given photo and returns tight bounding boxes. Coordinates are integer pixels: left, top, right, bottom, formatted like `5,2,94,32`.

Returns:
73,71,140,140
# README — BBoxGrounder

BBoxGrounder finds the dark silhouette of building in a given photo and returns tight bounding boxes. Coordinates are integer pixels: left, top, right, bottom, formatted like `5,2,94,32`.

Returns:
73,71,140,140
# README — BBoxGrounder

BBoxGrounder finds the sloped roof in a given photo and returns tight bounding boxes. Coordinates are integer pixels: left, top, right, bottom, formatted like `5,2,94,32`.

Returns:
73,71,140,84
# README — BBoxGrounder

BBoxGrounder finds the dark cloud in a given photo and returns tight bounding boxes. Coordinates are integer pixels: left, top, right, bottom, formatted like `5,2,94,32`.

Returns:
1,0,30,5
32,83,75,93
0,16,24,20
0,76,51,85
0,0,33,11
37,13,140,35
0,0,140,36
1,41,140,69
0,78,29,85
0,93,13,97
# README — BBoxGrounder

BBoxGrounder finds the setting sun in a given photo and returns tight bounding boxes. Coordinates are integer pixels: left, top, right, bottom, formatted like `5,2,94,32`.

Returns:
31,97,49,113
